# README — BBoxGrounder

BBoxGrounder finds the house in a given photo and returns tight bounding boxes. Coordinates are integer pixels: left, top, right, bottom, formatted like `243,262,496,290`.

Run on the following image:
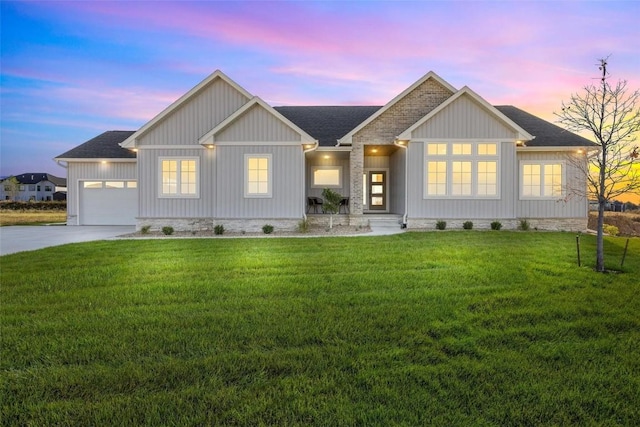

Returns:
0,173,66,202
54,70,596,230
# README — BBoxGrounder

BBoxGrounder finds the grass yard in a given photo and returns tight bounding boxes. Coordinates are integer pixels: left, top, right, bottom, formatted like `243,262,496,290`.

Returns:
1,232,639,425
0,210,66,226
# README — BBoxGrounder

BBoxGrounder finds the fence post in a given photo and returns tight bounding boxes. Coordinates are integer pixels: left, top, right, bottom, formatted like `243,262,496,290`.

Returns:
576,234,581,267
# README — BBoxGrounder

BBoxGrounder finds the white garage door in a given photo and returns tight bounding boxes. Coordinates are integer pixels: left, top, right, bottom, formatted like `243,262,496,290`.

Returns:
80,181,138,225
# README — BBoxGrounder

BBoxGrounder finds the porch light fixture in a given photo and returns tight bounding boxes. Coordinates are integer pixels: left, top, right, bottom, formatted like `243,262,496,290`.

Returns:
516,140,526,147
323,155,330,159
371,148,378,153
101,161,107,164
207,144,214,149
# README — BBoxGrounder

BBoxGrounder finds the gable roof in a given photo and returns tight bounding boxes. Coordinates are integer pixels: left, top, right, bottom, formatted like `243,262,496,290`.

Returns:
398,86,534,141
2,173,66,186
55,131,136,160
275,106,381,146
199,97,317,145
337,71,457,145
120,70,252,148
495,106,597,147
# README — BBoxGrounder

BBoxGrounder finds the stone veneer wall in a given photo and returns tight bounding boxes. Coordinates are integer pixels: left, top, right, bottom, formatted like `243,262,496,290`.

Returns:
406,217,588,232
350,78,453,217
137,218,302,233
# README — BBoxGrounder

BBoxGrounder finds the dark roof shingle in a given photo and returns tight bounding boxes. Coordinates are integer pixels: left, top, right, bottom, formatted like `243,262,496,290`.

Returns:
55,131,136,159
275,106,381,146
496,105,596,147
4,173,66,186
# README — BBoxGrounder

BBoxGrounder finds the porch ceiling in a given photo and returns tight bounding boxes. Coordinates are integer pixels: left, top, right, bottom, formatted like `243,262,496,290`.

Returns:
365,144,399,156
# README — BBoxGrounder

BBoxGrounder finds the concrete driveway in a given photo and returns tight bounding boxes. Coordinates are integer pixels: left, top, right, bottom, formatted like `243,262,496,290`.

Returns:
0,225,135,256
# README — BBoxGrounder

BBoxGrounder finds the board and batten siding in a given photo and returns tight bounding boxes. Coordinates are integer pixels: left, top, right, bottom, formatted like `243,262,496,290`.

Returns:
216,105,302,142
516,151,588,218
412,95,517,140
306,156,350,199
389,149,406,215
406,141,517,219
67,162,136,225
137,78,249,147
137,149,216,219
216,145,304,218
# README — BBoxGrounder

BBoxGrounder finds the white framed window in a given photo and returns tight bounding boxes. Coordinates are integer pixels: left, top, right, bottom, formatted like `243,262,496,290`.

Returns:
245,154,272,198
83,181,103,189
126,181,137,189
520,161,564,199
159,157,199,198
312,166,342,188
105,181,125,189
425,142,499,198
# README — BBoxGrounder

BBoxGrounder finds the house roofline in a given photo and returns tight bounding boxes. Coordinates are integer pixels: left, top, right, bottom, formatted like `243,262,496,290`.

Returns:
398,86,534,142
199,96,317,146
120,70,253,148
337,71,457,146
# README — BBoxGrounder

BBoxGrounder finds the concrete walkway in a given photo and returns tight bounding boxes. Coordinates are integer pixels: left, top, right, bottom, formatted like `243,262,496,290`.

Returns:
0,225,135,256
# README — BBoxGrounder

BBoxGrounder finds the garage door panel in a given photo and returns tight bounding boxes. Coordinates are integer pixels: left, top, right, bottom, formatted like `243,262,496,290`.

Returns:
80,183,137,225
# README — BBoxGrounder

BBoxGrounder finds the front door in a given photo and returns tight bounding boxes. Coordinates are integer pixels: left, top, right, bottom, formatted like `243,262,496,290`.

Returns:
368,171,386,211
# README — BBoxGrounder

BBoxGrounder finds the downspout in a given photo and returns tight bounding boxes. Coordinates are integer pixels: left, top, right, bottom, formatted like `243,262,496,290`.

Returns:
302,142,319,220
394,139,409,228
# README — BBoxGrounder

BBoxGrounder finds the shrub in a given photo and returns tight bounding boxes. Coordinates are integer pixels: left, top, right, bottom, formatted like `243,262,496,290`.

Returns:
436,220,447,230
603,224,619,236
463,221,473,230
491,221,502,230
162,226,174,236
214,225,224,235
140,225,151,234
297,218,310,233
262,224,274,234
518,219,530,231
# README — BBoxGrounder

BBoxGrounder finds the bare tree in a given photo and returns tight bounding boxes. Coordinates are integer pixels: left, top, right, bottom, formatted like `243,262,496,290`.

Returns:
556,58,640,272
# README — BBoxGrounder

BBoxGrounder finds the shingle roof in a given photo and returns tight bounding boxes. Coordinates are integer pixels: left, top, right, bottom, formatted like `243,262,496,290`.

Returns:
55,131,136,159
274,106,381,146
495,106,596,147
58,106,595,160
2,173,66,186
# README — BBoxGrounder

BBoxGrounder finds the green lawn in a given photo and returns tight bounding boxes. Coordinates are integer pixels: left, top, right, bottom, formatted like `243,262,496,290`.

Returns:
2,232,639,426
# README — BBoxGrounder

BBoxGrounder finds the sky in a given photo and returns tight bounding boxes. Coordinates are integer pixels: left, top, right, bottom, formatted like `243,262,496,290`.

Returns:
1,0,639,198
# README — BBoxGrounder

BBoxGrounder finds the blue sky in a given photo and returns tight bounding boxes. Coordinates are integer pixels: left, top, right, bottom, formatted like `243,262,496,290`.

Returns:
1,0,639,179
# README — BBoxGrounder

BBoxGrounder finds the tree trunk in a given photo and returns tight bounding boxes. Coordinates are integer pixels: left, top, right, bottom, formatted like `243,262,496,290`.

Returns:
329,213,333,230
596,199,606,272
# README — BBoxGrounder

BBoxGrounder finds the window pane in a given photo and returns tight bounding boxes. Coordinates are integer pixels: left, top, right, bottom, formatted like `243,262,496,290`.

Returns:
127,181,137,189
427,143,447,156
246,156,269,195
477,161,497,196
544,164,563,196
314,168,340,186
84,181,102,189
452,161,472,195
522,164,541,197
371,173,384,183
478,143,497,156
105,181,125,189
363,173,367,205
452,144,472,155
427,161,447,195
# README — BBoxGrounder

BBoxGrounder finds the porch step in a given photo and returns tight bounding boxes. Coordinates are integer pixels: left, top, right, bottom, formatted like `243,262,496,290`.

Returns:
366,214,404,230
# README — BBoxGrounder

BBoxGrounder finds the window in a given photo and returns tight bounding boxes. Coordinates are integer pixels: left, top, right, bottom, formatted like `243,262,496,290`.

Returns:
159,157,199,197
3,186,10,191
127,181,137,189
44,185,52,191
520,162,564,198
245,154,272,197
425,142,499,198
19,185,25,191
37,185,41,191
105,182,125,189
312,166,342,188
29,185,36,191
83,181,103,189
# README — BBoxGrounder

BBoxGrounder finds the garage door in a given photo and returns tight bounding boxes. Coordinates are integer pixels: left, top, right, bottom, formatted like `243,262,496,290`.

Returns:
80,181,137,225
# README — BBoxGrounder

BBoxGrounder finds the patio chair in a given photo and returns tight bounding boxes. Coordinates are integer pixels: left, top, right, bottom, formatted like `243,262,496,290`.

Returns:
307,197,324,213
339,197,350,213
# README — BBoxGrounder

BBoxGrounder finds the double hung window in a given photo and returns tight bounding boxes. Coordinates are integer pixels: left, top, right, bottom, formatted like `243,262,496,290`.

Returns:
159,157,199,197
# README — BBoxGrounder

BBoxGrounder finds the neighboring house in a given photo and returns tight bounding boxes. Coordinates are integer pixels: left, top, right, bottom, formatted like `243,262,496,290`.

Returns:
0,173,66,201
55,70,596,230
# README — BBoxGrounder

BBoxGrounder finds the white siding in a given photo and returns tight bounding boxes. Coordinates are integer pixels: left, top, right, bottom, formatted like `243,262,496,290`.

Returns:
516,151,588,218
67,162,136,225
216,145,304,218
137,78,249,146
138,149,216,218
412,95,517,140
216,105,302,142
